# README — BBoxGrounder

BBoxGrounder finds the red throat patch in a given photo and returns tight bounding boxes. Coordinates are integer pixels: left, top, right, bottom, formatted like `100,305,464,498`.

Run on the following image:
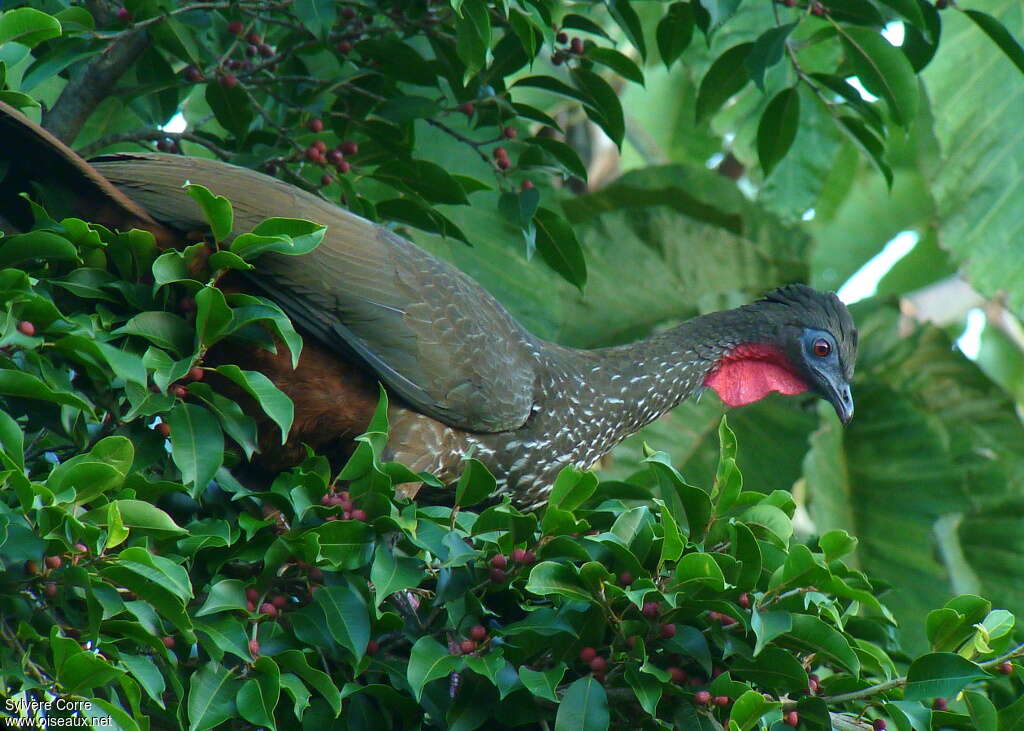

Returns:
703,344,808,408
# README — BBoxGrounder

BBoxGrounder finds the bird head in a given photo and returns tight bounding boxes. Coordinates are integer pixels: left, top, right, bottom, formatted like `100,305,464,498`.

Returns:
703,284,858,424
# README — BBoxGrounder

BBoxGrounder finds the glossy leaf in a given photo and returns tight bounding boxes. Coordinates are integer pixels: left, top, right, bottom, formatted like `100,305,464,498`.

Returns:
696,43,754,123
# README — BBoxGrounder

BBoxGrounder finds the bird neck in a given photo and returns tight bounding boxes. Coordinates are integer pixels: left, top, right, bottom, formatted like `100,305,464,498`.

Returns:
558,307,801,440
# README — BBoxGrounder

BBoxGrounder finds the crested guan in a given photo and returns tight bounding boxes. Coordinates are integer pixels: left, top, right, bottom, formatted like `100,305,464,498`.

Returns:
0,102,857,508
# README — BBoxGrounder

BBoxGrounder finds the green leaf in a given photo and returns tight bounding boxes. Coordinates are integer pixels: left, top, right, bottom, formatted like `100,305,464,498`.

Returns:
230,218,326,260
407,637,461,701
314,584,371,661
963,10,1024,76
194,286,234,348
555,676,609,731
525,137,588,180
963,689,998,731
0,369,94,415
508,8,540,60
275,650,341,716
605,0,646,60
455,457,497,507
785,614,860,676
572,67,625,147
731,647,807,694
561,14,612,40
534,206,586,289
213,365,294,442
839,26,918,126
370,542,422,608
752,609,792,656
114,311,193,355
586,47,643,85
0,230,78,268
455,0,490,78
525,561,593,603
82,500,185,536
624,666,662,716
167,403,224,495
819,529,858,562
187,662,240,731
519,664,565,703
657,3,695,69
696,42,754,123
205,81,252,139
757,87,800,176
836,115,892,187
903,653,986,701
0,7,61,48
195,579,248,617
745,23,796,90
184,184,233,244
237,659,280,731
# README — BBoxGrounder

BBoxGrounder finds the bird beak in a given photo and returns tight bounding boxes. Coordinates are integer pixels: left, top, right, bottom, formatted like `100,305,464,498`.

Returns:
823,379,854,425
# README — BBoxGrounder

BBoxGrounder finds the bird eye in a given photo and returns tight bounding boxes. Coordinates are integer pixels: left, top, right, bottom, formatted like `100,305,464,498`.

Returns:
812,338,832,357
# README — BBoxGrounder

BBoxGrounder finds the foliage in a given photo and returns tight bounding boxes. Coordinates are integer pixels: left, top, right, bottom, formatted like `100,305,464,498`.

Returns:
0,201,1021,728
4,0,1024,728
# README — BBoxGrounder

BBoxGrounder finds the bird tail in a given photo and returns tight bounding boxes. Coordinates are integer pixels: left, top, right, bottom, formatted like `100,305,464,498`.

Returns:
0,100,179,247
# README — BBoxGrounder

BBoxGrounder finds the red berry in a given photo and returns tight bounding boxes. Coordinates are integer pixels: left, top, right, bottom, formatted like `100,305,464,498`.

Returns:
520,180,534,191
17,321,35,336
44,556,62,570
932,698,947,710
259,602,277,618
808,675,820,693
872,720,887,731
551,53,564,66
172,385,187,399
570,37,584,54
496,157,511,170
738,592,751,609
617,572,633,587
258,43,274,58
512,548,528,563
340,140,359,156
308,118,324,133
659,623,676,639
579,646,597,663
336,40,353,54
246,600,256,612
25,560,39,575
999,661,1015,675
588,656,607,672
188,367,204,381
246,31,261,45
337,160,351,174
306,146,322,163
459,639,477,654
248,639,260,656
313,140,327,153
327,149,344,166
668,667,686,683
720,614,736,627
556,32,568,44
458,102,475,116
493,146,509,160
309,567,323,581
341,7,357,19
625,635,637,649
522,550,536,565
489,567,506,583
116,7,132,23
351,509,368,522
503,126,518,140
184,65,203,82
219,73,238,89
784,710,799,727
246,587,259,602
320,174,334,186
714,696,730,707
157,422,171,437
810,1,825,15
469,625,488,641
162,636,175,649
44,582,58,598
695,690,711,705
642,601,659,618
489,554,508,570
227,20,244,35
366,639,379,654
271,595,287,609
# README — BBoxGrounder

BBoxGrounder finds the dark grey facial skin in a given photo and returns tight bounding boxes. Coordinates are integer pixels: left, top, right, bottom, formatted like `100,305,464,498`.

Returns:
796,327,854,424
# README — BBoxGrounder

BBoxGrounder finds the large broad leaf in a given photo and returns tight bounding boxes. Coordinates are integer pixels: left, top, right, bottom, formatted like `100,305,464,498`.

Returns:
923,7,1024,317
804,304,1024,652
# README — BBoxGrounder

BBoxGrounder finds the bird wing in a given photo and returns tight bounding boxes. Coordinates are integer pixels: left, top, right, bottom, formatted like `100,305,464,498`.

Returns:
91,153,537,433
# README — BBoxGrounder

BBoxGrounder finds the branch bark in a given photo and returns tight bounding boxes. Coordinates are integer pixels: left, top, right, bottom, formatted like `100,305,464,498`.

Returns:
42,29,151,144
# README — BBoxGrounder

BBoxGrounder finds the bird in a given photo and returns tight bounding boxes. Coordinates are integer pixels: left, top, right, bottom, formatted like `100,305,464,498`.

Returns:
0,101,857,508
